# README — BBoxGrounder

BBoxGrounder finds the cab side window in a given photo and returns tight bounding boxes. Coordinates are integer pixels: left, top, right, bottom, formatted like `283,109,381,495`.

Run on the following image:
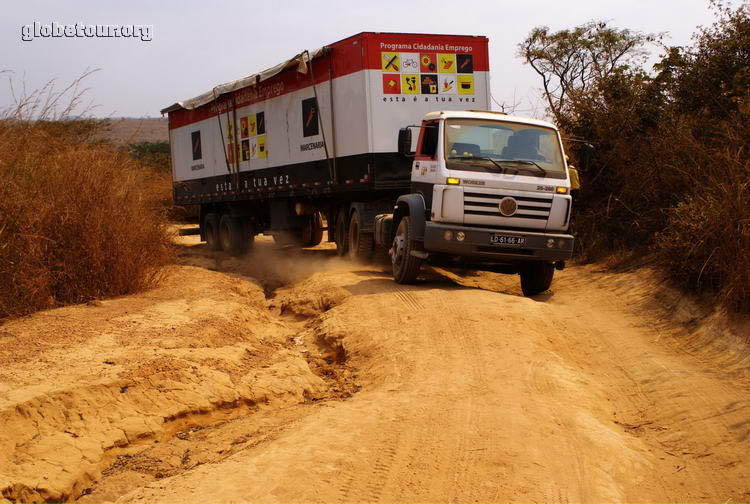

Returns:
418,122,438,159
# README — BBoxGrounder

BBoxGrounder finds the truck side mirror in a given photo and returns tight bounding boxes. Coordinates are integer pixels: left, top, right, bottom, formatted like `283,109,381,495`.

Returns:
569,167,581,191
398,127,413,157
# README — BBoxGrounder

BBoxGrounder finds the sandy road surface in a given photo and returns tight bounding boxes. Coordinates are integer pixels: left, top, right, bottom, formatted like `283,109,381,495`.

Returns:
1,233,749,503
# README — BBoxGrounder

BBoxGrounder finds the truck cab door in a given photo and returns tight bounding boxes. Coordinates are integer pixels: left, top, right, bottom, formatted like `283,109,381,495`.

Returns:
410,120,440,220
412,119,440,188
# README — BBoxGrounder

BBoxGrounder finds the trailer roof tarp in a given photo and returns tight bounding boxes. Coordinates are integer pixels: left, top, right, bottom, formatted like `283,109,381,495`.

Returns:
160,48,326,114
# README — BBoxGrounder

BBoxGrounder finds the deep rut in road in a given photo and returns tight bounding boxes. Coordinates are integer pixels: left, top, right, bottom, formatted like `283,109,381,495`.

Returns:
0,237,360,503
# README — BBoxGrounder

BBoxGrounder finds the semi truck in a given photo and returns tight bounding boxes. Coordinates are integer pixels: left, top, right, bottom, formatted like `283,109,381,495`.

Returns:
162,32,575,295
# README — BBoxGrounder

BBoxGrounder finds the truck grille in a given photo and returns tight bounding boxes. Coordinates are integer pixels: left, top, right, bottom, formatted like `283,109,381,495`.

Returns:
464,192,552,220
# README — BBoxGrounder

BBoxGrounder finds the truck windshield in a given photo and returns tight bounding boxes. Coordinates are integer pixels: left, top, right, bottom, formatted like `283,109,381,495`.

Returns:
444,119,566,179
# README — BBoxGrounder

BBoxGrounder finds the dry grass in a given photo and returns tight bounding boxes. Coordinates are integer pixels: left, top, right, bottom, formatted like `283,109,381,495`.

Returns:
0,71,176,319
0,120,173,319
654,124,750,311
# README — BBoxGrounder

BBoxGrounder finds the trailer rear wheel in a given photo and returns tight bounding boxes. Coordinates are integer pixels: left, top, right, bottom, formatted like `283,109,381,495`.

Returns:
348,210,373,261
520,261,555,296
301,211,324,247
312,211,325,246
391,216,422,284
335,208,349,256
204,213,221,251
219,215,248,256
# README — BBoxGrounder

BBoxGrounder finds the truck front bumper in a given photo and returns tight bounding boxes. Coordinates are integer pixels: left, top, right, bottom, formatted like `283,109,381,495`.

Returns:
423,222,574,262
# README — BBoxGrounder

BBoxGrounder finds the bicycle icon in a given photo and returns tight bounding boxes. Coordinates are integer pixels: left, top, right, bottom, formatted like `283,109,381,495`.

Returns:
402,58,418,69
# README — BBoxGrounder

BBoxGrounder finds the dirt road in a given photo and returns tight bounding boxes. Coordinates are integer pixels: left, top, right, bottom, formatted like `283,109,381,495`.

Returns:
1,233,749,503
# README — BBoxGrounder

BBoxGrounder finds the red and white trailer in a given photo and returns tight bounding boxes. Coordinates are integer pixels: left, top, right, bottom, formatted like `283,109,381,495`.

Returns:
163,32,490,203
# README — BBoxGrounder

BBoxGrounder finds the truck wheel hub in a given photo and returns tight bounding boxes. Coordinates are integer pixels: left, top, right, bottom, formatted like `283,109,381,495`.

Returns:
392,235,406,265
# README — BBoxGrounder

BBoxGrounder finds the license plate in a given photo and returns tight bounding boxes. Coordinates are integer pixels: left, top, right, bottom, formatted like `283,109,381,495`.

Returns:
489,234,526,246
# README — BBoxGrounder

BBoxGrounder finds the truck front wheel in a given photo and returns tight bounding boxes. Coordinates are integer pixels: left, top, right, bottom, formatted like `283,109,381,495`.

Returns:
520,261,555,296
391,216,422,284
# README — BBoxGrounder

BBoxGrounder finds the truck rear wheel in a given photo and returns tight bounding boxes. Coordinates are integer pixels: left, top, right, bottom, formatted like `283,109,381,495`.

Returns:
204,213,221,251
348,210,373,261
391,216,422,284
309,211,324,247
335,208,349,256
219,215,248,256
299,211,324,247
520,261,555,296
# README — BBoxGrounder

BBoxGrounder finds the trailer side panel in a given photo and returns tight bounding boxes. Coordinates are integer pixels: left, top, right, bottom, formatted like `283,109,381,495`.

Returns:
167,32,489,205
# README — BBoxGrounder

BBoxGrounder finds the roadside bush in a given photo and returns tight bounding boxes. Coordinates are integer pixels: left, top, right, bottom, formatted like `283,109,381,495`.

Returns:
562,69,679,260
127,140,171,174
0,121,173,319
655,123,750,311
537,2,750,311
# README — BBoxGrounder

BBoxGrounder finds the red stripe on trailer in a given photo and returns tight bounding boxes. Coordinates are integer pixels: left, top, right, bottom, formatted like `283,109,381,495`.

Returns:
362,32,488,72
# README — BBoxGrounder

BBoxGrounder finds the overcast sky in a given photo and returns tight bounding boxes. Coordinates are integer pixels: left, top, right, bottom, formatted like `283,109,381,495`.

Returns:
2,0,718,119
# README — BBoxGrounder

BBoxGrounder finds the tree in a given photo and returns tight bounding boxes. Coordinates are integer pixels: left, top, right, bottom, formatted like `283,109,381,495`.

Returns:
669,0,750,120
518,21,658,123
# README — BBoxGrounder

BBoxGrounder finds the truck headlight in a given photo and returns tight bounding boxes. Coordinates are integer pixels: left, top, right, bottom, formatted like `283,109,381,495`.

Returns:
456,231,465,242
547,238,555,248
443,230,453,241
556,186,568,194
447,177,460,185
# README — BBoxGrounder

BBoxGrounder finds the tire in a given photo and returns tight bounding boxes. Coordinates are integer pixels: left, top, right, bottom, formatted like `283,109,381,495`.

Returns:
300,211,324,247
204,213,221,251
310,211,324,247
335,208,349,257
391,216,422,284
520,261,555,296
219,214,249,256
348,210,373,261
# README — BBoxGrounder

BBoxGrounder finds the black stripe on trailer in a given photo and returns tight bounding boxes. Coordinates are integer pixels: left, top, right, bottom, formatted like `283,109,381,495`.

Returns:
173,152,411,205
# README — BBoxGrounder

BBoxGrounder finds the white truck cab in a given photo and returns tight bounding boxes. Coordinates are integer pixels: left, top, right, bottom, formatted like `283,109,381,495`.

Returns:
386,110,575,295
